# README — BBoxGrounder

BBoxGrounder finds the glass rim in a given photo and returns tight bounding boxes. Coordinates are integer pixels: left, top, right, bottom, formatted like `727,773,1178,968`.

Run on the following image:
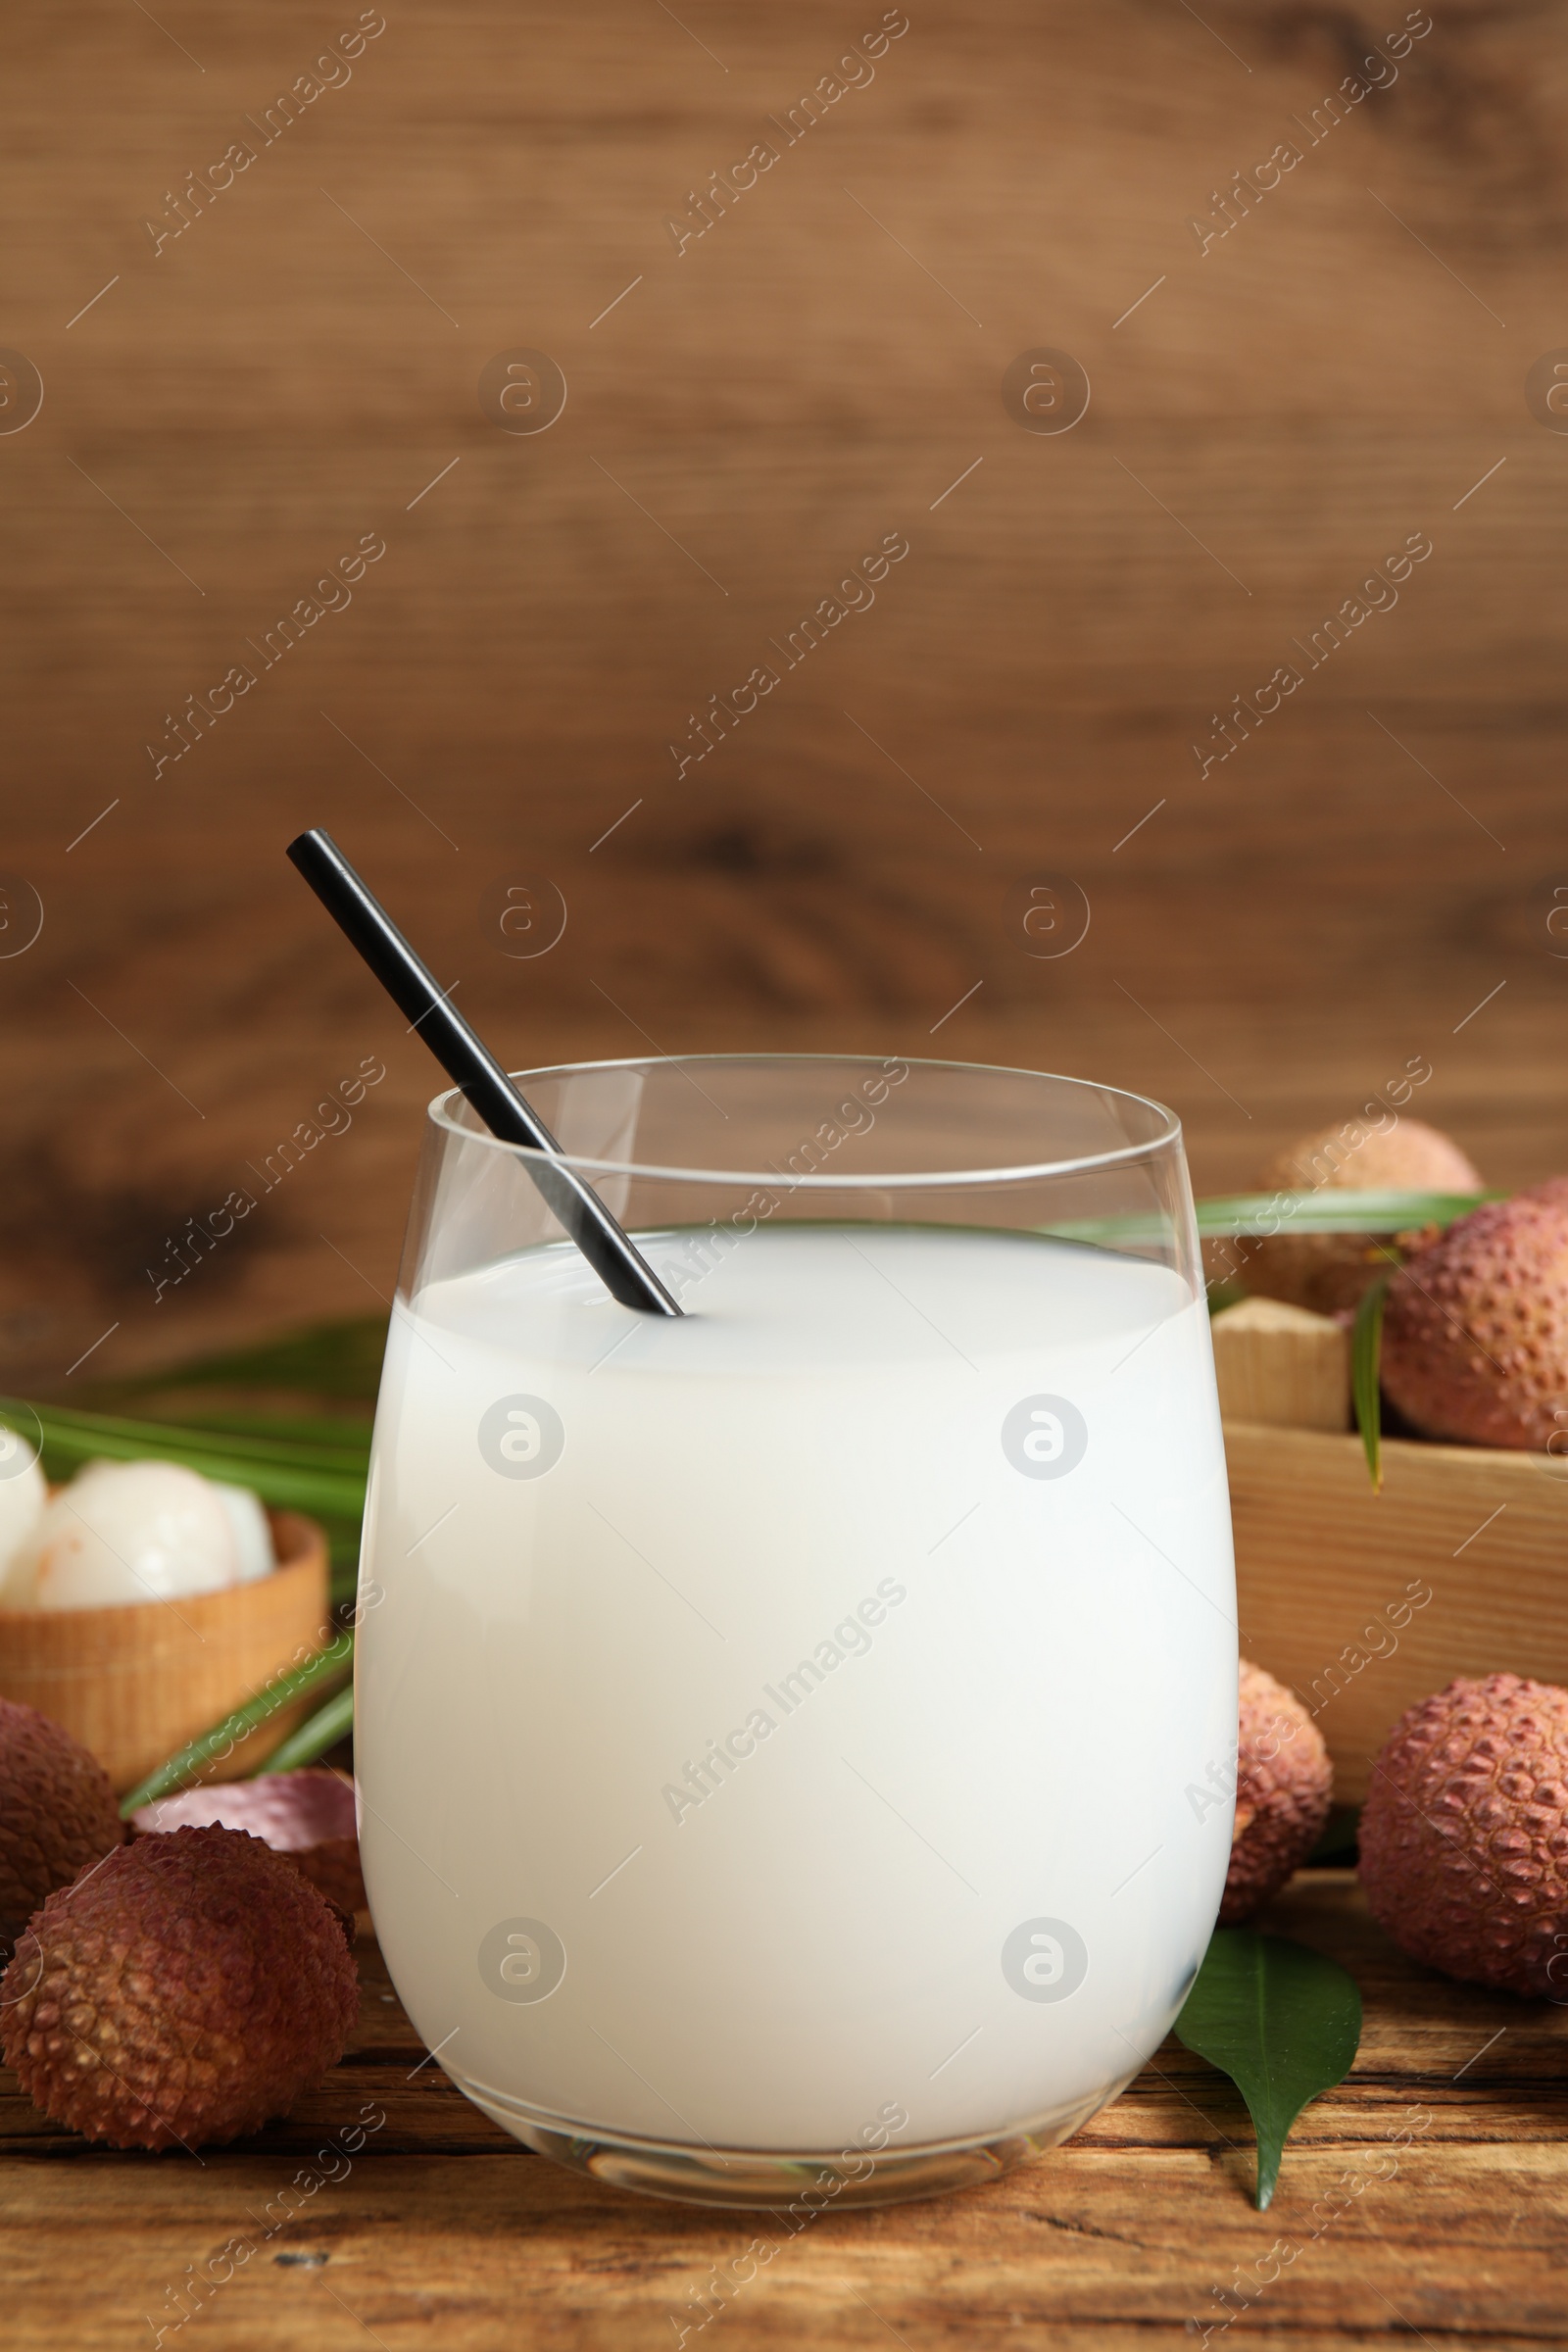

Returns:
425,1054,1182,1191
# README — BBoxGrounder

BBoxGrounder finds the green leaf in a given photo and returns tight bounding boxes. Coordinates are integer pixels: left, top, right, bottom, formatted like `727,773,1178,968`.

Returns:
1194,1188,1496,1239
103,1314,388,1402
119,1633,355,1817
1351,1269,1392,1493
1175,1929,1362,2209
1043,1190,1496,1251
0,1397,368,1524
169,1408,372,1453
263,1681,355,1773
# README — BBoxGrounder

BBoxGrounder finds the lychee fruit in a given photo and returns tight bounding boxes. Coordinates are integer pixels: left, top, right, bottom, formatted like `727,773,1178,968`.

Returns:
0,1697,123,1950
1381,1179,1568,1449
1220,1661,1334,1925
5,1459,272,1610
1359,1674,1568,1997
1242,1117,1483,1317
132,1770,364,1913
0,1825,360,2149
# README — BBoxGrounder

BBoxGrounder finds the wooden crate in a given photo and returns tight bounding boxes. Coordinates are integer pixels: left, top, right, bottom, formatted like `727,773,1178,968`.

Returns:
1217,1300,1568,1801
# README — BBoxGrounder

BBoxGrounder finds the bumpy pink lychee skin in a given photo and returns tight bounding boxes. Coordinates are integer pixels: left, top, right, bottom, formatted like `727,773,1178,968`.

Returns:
1244,1117,1484,1316
0,1825,360,2149
0,1697,123,1947
132,1769,365,1913
1359,1674,1568,1998
1381,1178,1568,1449
1221,1661,1334,1926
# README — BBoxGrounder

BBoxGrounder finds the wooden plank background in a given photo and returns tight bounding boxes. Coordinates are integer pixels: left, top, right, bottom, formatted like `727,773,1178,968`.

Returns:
1,0,1565,1395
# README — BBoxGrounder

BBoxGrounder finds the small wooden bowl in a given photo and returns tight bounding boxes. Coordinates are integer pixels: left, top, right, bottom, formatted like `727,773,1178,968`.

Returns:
0,1509,336,1795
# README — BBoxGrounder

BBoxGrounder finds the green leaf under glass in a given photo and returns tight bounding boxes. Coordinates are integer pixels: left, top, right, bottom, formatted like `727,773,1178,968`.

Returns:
1175,1928,1362,2209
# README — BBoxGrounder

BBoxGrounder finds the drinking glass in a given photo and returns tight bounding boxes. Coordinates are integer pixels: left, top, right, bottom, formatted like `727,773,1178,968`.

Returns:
356,1055,1236,2208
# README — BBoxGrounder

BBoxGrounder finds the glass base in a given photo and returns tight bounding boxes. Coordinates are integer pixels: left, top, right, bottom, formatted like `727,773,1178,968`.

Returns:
454,2072,1127,2210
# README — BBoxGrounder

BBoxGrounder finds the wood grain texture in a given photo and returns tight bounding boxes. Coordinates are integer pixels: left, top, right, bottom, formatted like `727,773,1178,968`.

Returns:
1213,1298,1352,1430
0,1,1567,1389
1230,1422,1568,1798
0,1876,1562,2349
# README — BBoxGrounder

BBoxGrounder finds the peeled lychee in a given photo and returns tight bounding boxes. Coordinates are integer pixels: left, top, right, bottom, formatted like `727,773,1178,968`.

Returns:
1243,1117,1483,1317
1381,1179,1568,1449
5,1460,270,1611
132,1770,365,1913
1221,1661,1334,1925
0,1697,123,1948
0,1435,46,1596
1359,1674,1568,1997
0,1825,360,2149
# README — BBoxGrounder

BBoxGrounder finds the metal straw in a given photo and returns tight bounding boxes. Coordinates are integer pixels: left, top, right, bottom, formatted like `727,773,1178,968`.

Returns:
286,829,683,1317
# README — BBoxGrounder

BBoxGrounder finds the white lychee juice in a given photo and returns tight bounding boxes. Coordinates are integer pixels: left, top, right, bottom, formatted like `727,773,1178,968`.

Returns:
356,1221,1236,2180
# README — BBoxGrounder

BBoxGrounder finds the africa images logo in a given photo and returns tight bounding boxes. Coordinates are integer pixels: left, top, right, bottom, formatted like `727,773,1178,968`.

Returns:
1001,1918,1089,2003
477,1918,567,2005
478,1395,565,1479
1001,1395,1088,1479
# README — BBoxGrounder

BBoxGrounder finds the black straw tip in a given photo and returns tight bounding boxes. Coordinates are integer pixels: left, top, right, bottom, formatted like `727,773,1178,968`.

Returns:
286,826,334,869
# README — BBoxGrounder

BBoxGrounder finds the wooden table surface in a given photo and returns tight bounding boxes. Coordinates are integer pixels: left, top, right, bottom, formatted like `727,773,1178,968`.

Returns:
5,1869,1563,2350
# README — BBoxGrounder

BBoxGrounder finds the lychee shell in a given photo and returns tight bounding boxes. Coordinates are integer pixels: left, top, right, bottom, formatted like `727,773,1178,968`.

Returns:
1221,1661,1334,1925
1381,1178,1568,1449
1359,1674,1568,1997
0,1697,123,1945
131,1769,366,1913
1242,1117,1482,1316
0,1825,360,2149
